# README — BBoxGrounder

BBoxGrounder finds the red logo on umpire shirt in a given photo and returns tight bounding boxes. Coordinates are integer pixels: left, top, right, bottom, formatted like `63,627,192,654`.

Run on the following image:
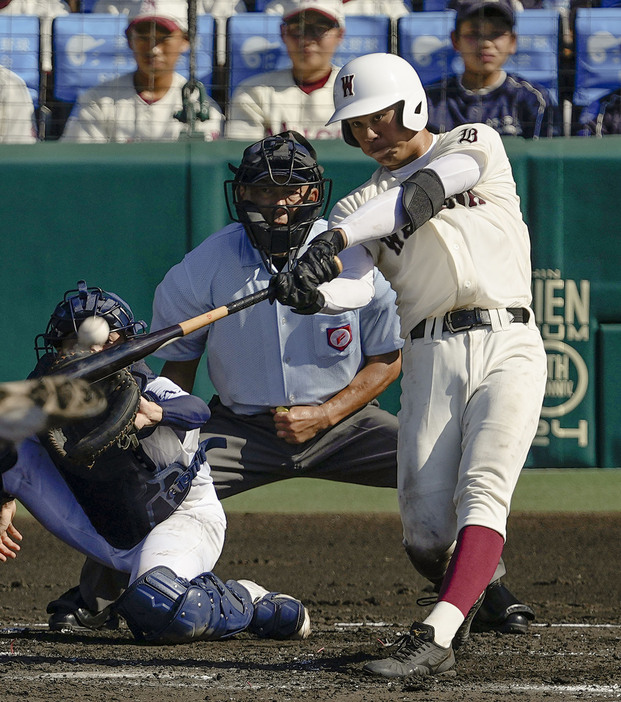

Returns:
341,74,355,97
327,324,353,351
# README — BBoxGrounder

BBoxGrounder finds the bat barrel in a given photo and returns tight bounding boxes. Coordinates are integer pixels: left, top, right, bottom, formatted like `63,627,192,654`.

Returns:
52,326,181,382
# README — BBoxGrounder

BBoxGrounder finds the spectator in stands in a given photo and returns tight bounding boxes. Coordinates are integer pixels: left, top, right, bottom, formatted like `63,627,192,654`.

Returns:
60,0,223,143
573,89,621,136
0,65,37,143
426,0,560,138
266,0,411,19
225,0,345,140
90,0,247,66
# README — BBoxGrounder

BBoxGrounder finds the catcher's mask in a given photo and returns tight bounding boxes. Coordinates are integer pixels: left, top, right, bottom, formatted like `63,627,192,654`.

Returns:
35,280,146,359
224,130,332,272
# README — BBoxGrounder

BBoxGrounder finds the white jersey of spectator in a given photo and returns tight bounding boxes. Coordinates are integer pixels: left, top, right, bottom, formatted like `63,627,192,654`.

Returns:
92,0,245,17
0,66,37,144
60,71,223,143
225,66,341,141
0,0,68,16
265,0,411,19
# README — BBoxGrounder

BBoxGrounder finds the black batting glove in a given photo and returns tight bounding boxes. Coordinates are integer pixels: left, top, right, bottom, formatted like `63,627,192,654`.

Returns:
268,230,344,314
305,228,346,261
269,272,326,315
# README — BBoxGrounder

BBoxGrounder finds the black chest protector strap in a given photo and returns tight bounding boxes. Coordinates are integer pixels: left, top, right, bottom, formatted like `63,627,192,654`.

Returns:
401,168,446,231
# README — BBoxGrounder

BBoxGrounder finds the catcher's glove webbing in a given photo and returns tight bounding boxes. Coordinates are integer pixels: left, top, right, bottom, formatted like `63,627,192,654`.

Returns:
43,350,141,468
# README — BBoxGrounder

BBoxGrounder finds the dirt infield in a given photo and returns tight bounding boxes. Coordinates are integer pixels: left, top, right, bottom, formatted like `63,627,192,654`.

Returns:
1,513,620,702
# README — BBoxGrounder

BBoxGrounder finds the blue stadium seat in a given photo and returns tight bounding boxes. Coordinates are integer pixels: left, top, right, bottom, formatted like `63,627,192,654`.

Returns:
397,9,561,102
52,13,215,103
226,13,391,99
0,16,41,105
574,8,621,106
423,0,450,10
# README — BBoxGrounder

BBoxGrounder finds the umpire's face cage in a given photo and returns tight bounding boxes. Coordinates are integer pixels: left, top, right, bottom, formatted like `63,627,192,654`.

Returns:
224,131,332,272
35,280,146,359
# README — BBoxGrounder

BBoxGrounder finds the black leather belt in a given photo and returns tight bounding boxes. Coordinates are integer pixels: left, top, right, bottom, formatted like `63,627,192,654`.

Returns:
409,307,529,340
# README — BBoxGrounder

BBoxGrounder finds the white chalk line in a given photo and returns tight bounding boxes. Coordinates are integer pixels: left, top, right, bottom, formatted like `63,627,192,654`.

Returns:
334,622,621,629
2,621,620,634
0,670,619,697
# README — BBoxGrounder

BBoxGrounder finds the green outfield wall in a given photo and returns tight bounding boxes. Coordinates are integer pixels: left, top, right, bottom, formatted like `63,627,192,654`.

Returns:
2,136,621,468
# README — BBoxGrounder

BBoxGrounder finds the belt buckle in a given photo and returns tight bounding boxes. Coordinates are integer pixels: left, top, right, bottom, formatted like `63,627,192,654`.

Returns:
445,309,476,333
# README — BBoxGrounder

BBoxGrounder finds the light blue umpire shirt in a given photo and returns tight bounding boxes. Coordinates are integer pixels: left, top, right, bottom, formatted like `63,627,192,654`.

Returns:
151,220,403,415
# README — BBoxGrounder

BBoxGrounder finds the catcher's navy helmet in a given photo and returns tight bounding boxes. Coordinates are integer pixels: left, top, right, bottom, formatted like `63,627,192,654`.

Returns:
224,131,332,272
35,280,146,358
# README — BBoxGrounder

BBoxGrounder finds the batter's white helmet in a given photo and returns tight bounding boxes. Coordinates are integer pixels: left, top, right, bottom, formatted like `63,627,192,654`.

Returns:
327,53,428,147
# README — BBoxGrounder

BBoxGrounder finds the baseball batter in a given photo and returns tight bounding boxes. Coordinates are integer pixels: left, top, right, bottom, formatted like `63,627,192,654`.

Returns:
0,281,310,643
271,53,547,678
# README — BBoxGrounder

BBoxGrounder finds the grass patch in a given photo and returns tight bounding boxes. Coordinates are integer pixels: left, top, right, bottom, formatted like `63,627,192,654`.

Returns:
220,468,621,514
14,468,620,518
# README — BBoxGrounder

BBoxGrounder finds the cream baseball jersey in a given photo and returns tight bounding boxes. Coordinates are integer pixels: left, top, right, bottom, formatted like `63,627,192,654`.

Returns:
0,66,37,143
61,72,223,143
225,67,342,141
329,123,533,337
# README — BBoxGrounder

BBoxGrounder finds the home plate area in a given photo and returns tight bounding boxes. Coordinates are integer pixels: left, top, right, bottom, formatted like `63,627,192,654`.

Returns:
1,513,620,702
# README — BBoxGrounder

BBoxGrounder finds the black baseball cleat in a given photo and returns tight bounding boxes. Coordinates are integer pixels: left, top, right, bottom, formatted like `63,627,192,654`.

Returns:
452,589,485,650
363,623,456,678
471,580,535,634
47,586,119,632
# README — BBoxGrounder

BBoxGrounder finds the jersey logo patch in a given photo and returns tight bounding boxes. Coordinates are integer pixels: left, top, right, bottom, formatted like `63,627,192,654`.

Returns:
458,127,479,143
340,74,355,98
327,324,353,351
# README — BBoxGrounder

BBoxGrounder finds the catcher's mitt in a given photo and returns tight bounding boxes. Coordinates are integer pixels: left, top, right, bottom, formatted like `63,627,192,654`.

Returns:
43,350,142,468
0,375,107,444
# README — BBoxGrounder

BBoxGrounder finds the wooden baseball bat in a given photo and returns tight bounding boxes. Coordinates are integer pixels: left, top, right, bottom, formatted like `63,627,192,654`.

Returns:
51,254,342,383
53,287,272,382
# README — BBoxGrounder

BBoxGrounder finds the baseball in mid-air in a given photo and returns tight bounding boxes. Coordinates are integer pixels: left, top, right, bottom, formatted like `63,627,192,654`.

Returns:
78,316,110,349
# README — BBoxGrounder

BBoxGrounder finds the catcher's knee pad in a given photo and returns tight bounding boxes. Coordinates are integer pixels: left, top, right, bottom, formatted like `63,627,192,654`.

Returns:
114,566,253,644
248,592,310,640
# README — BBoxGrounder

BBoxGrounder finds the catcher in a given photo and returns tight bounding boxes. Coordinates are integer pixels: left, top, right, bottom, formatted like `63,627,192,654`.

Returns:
0,280,310,644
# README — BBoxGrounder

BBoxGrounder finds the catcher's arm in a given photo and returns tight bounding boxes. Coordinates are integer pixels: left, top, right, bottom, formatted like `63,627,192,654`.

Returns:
134,396,163,431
